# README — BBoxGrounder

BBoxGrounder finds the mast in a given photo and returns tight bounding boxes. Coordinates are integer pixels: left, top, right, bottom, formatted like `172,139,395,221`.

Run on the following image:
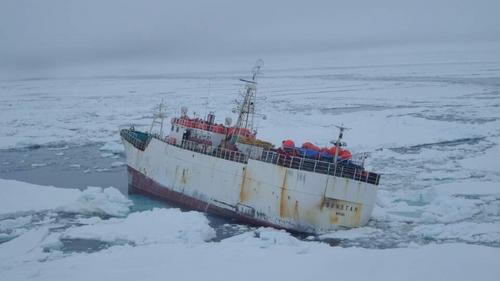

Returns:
230,59,264,144
149,101,167,138
332,124,350,164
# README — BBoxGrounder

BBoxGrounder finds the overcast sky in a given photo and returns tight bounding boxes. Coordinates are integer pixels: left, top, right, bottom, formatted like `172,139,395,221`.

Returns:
1,0,499,72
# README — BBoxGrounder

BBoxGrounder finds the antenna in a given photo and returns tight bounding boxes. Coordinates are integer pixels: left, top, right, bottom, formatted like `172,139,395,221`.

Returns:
330,123,350,164
252,59,264,81
203,79,211,121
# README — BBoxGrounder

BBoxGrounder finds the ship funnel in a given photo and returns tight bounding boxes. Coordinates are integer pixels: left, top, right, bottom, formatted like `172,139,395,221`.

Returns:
225,117,232,127
181,106,188,117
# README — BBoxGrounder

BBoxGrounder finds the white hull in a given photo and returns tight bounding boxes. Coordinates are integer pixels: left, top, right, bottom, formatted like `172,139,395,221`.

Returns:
122,136,378,234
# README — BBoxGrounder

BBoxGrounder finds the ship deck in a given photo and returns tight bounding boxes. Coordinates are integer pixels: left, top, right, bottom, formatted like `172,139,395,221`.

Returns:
120,128,380,185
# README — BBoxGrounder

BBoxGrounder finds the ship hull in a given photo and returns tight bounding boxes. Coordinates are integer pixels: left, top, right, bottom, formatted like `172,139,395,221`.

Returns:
122,136,378,234
127,165,290,231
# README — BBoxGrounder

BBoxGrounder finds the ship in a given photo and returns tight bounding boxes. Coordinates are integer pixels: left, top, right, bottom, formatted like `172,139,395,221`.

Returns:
120,61,380,234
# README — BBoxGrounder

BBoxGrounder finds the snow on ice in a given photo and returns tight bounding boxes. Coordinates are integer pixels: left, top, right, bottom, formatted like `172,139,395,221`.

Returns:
0,179,131,216
60,208,215,245
60,186,132,217
1,45,500,280
0,215,499,280
0,179,81,215
411,222,500,243
0,179,499,280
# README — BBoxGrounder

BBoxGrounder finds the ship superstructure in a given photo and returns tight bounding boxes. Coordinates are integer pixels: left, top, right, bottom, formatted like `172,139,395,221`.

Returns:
120,62,380,234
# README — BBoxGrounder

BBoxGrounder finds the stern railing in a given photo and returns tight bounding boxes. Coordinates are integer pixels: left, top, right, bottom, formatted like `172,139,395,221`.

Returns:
258,150,380,185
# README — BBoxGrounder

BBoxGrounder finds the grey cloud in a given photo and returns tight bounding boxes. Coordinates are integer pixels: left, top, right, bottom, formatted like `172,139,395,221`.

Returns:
1,0,499,71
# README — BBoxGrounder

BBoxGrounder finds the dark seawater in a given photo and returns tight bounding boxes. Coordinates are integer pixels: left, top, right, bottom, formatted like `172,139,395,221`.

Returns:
0,143,127,192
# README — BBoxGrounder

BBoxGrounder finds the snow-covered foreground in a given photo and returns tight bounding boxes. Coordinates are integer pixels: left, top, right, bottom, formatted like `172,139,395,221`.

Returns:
0,179,499,281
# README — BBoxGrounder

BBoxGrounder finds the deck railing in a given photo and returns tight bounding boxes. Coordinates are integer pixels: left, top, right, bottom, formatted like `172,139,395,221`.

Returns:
258,150,380,185
175,139,248,164
121,128,380,185
120,129,151,151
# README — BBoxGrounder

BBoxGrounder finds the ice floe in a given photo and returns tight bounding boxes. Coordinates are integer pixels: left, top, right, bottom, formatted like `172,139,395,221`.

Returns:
1,231,500,281
99,141,125,154
0,215,32,232
0,179,131,217
60,186,132,217
60,208,215,245
30,163,48,167
0,179,81,215
0,178,499,280
110,161,125,167
435,180,500,196
411,222,500,244
460,142,500,173
0,227,49,261
222,228,305,249
319,226,383,240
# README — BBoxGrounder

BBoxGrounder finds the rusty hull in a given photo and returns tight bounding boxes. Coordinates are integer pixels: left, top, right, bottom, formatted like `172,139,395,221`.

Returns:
122,137,378,234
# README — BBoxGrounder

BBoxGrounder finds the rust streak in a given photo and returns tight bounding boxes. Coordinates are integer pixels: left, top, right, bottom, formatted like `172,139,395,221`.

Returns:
330,212,339,224
181,168,188,185
320,197,326,210
279,170,288,218
353,204,363,226
173,165,179,185
239,167,249,202
293,200,299,220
